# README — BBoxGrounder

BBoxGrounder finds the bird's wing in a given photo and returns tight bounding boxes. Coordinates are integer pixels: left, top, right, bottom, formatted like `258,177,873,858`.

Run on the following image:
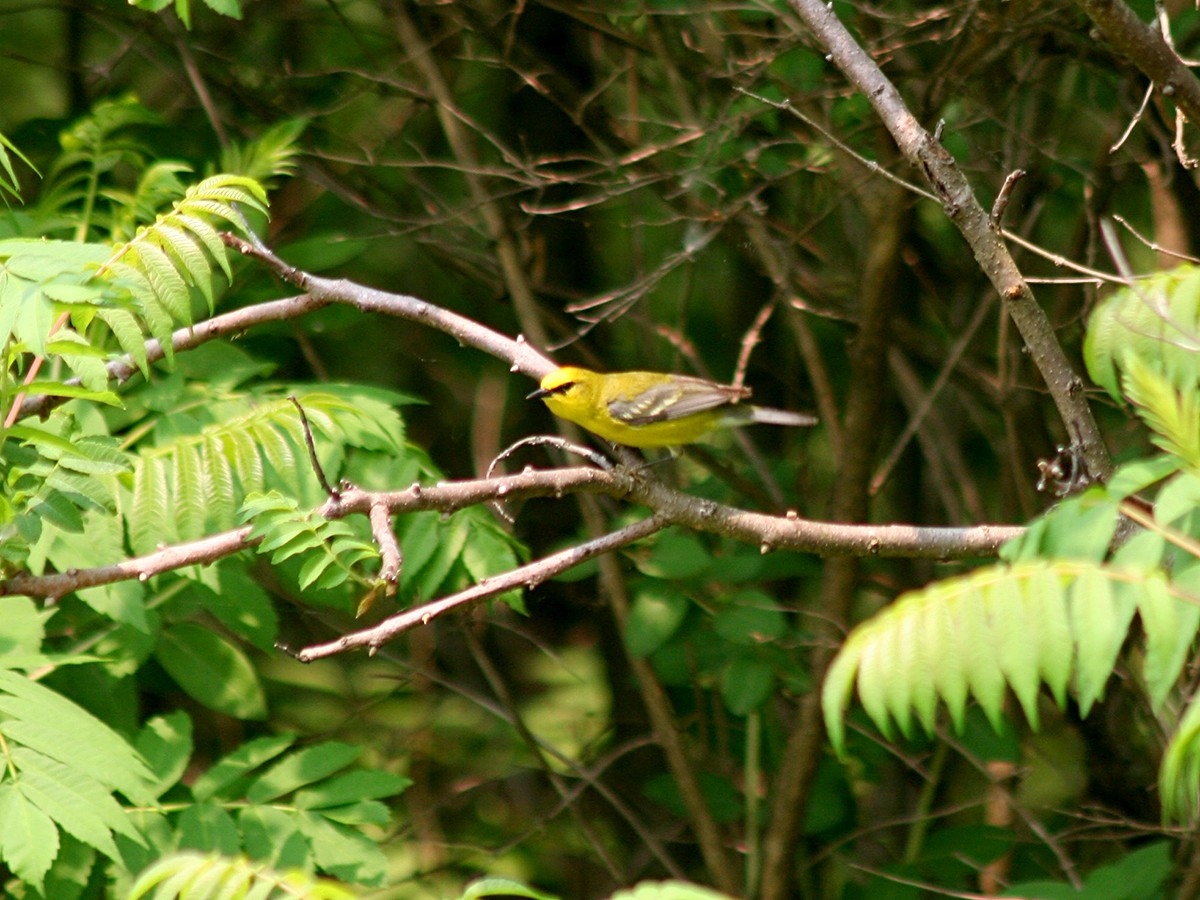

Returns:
608,376,750,425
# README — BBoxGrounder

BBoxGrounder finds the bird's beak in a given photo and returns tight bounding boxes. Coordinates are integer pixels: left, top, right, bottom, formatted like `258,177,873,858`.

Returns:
526,386,549,400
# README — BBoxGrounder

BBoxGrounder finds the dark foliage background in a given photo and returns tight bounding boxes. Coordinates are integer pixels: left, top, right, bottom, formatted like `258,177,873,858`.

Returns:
1,1,1196,897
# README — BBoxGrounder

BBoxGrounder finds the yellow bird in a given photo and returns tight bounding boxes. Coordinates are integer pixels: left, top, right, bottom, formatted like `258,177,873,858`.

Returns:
527,366,817,449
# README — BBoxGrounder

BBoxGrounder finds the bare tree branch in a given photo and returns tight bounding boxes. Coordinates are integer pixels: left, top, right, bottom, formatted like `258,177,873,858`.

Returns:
0,467,1023,601
293,514,669,661
787,0,1114,485
1074,0,1200,132
221,235,557,378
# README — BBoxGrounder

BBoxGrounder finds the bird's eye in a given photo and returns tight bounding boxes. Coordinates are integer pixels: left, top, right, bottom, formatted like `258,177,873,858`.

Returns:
547,381,575,395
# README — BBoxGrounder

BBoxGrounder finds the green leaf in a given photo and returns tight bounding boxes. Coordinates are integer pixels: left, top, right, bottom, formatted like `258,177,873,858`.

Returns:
0,669,155,803
1161,693,1200,820
191,733,296,802
637,530,712,579
712,591,785,645
129,240,190,324
1068,568,1135,716
461,878,562,900
37,834,95,900
125,851,357,900
460,516,524,609
9,746,136,860
238,805,309,868
625,588,689,657
925,579,969,734
245,742,362,804
0,782,59,891
1084,266,1200,401
154,623,267,719
135,712,193,800
720,656,774,715
312,800,391,826
1080,840,1173,897
1028,565,1073,710
127,454,173,555
0,597,47,658
190,565,279,652
1123,353,1200,467
1106,455,1181,500
607,880,737,900
1153,470,1200,529
822,562,1139,751
1137,572,1200,709
297,810,387,886
177,801,240,854
988,576,1040,727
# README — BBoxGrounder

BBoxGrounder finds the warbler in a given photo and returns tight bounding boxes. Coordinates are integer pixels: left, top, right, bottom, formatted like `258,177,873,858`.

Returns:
527,366,817,449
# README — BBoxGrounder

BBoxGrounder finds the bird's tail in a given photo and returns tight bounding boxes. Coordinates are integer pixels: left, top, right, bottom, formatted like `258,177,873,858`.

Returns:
745,406,818,428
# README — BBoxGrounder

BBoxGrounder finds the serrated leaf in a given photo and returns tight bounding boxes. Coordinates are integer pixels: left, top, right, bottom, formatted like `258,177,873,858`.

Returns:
12,380,122,404
855,619,896,739
0,669,155,803
170,212,230,280
153,221,210,293
10,746,134,859
201,434,236,529
0,782,59,891
171,440,204,540
1106,455,1182,500
77,577,148,632
1123,354,1200,466
411,512,469,600
32,488,85,532
1028,565,1072,708
1068,567,1136,715
130,241,190,324
895,589,935,734
1085,267,1200,403
822,633,865,755
961,579,1007,733
988,577,1038,727
607,881,734,900
297,549,342,590
109,261,174,360
1137,572,1200,709
928,580,969,733
195,565,279,652
129,454,173,555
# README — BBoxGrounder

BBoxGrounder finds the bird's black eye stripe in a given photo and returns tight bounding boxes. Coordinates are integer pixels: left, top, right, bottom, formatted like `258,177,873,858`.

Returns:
546,381,575,396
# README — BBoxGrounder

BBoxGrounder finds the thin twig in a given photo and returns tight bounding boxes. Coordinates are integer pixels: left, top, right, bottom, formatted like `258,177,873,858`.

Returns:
290,396,338,500
870,294,995,496
733,301,777,392
787,0,1112,485
990,169,1026,227
1074,0,1200,130
294,514,669,661
1111,213,1200,264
